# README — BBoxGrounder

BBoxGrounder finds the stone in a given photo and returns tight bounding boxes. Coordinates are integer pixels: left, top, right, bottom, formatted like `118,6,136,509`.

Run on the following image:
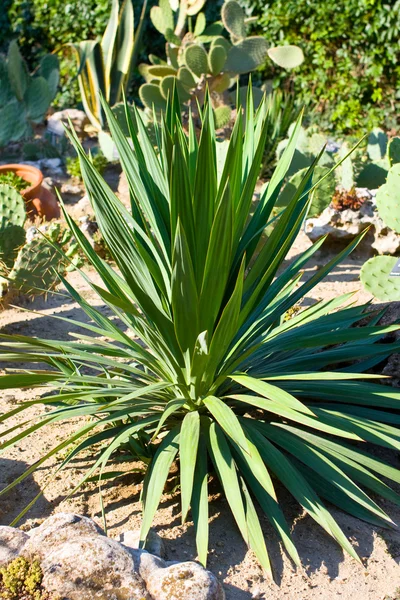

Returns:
41,535,151,600
144,561,225,600
119,529,165,558
131,549,167,581
47,109,89,136
61,182,84,195
24,513,103,559
305,189,400,255
0,526,29,566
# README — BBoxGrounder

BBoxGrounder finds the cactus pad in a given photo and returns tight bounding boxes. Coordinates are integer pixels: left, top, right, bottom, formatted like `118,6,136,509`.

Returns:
0,184,26,229
0,225,26,269
267,45,305,69
7,40,29,102
208,45,227,76
225,37,268,74
147,65,178,78
184,44,208,77
186,0,207,16
221,1,246,40
139,83,167,112
367,128,387,162
375,163,400,233
9,235,65,295
388,137,400,167
177,67,196,90
150,0,174,35
360,256,400,302
356,161,388,189
214,105,232,129
24,77,52,122
194,12,206,36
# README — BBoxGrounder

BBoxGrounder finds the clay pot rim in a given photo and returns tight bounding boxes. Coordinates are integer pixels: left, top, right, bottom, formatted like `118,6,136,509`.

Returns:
0,163,44,199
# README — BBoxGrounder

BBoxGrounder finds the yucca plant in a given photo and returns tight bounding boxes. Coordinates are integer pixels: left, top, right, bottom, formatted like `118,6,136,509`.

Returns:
1,88,400,578
68,0,148,130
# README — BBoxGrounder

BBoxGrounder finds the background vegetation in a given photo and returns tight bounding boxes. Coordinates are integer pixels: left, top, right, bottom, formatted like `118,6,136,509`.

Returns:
1,0,399,132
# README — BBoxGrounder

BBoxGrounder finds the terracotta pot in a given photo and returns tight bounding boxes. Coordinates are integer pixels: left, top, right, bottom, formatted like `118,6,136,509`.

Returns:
0,164,60,220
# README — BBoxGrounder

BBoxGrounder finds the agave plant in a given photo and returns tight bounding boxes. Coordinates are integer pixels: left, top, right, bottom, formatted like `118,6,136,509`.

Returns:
2,89,400,577
68,0,148,130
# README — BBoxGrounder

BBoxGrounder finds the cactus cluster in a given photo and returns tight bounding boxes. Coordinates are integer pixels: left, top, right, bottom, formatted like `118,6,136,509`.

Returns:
360,162,400,301
0,185,80,301
0,41,59,147
139,0,303,124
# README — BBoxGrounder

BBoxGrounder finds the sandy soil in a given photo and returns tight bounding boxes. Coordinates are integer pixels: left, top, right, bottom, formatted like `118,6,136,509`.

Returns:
1,231,400,600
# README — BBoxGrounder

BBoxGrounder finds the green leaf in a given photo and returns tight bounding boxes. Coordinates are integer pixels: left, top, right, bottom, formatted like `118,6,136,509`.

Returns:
180,411,200,522
203,395,250,454
140,426,180,546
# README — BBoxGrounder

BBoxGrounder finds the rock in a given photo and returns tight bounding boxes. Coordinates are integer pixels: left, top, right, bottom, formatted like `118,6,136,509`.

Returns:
144,561,225,600
61,182,84,195
24,513,103,559
131,549,167,581
305,189,400,254
41,535,151,600
0,526,29,566
119,529,165,558
47,109,89,136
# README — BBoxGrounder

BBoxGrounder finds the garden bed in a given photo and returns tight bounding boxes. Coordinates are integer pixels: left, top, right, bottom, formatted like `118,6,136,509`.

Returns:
2,235,400,600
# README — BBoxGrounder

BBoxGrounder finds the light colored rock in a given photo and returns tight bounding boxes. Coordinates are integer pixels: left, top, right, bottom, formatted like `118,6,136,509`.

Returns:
119,529,165,558
24,513,103,559
47,109,89,135
61,182,83,195
305,190,400,255
41,535,151,600
144,561,225,600
0,526,29,566
130,549,166,581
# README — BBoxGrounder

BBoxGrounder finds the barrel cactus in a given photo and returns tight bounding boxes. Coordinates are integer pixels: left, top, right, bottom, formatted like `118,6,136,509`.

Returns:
139,0,304,121
360,163,400,301
0,41,59,147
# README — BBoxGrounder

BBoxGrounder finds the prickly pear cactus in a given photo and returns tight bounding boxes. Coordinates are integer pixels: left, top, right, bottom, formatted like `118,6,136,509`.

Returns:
8,223,80,296
0,41,59,147
139,0,303,117
375,163,400,234
360,162,400,301
0,184,26,269
360,256,400,302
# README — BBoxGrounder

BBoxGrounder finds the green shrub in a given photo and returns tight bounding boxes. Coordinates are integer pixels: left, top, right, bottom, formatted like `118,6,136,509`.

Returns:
251,0,400,134
2,90,400,573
